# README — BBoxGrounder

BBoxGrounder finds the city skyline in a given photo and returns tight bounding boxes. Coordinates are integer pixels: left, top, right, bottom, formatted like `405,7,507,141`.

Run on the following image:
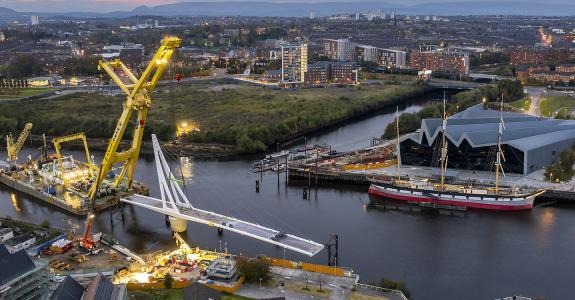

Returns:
1,0,575,13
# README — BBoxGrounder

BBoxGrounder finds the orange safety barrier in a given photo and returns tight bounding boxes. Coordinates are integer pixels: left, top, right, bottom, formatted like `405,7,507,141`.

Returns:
204,276,245,293
267,257,345,277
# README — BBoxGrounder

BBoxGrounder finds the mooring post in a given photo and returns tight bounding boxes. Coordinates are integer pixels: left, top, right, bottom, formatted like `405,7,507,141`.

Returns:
285,154,289,185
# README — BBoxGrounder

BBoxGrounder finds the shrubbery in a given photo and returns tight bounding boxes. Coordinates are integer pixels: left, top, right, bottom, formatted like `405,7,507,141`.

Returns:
0,83,429,153
545,147,575,182
236,257,271,283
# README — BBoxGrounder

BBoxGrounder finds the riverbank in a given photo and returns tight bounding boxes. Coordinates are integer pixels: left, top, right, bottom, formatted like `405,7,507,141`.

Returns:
4,81,434,156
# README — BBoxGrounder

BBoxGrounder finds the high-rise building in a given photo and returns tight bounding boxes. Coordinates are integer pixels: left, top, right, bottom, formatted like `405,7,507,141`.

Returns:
0,32,5,43
281,43,308,85
30,15,39,26
323,38,354,61
410,49,470,75
355,12,360,21
310,11,315,19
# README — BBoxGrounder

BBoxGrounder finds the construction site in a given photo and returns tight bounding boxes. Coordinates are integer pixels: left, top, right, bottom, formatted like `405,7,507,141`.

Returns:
0,36,391,299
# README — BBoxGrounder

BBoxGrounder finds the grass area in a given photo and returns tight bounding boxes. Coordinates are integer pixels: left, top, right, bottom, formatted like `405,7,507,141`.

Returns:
349,291,389,300
284,282,332,298
0,82,430,153
127,290,254,300
222,295,255,300
127,289,183,300
19,87,55,97
0,87,55,98
507,97,531,111
539,96,575,118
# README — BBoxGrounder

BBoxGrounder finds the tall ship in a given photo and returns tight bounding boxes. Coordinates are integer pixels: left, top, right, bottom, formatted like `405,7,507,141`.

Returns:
368,97,545,211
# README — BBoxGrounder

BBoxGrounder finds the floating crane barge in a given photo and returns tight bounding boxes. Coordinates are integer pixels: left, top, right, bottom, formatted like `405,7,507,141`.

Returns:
0,37,182,215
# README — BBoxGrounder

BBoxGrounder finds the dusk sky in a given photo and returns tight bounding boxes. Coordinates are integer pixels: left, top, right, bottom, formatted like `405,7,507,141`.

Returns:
0,0,572,12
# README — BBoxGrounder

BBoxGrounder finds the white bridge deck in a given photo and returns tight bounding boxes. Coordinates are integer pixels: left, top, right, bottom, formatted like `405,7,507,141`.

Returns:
120,135,324,257
122,194,323,257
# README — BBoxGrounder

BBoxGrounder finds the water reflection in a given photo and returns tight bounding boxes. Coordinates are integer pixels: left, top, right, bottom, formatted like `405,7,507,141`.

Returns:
11,193,21,212
179,157,194,181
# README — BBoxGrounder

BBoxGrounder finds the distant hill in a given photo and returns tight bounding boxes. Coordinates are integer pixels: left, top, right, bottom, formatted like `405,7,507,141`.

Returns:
409,1,575,16
2,1,575,17
0,7,17,15
130,1,402,17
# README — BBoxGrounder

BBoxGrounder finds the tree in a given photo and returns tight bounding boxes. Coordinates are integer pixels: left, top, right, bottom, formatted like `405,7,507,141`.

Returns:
236,257,271,283
7,54,44,78
40,220,51,228
378,277,411,299
497,79,524,102
63,56,101,76
164,273,173,289
360,61,380,73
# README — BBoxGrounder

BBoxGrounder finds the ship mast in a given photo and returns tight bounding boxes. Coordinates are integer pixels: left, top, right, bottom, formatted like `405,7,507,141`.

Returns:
495,94,506,192
396,106,401,180
440,91,448,190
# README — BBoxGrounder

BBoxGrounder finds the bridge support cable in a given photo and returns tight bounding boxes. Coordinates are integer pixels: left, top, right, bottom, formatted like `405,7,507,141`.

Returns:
121,134,324,257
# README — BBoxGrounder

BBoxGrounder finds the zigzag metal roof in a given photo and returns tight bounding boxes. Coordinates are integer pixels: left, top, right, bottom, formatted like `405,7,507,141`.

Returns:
404,104,575,152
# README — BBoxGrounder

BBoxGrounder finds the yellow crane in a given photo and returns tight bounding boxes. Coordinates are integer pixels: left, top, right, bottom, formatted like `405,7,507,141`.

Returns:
52,133,96,186
88,36,181,199
6,123,33,162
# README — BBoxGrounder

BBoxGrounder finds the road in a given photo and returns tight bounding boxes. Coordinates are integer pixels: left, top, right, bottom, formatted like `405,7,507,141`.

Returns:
525,86,544,116
525,86,564,117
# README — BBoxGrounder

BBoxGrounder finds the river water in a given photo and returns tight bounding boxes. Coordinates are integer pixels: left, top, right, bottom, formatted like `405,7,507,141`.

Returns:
1,92,573,300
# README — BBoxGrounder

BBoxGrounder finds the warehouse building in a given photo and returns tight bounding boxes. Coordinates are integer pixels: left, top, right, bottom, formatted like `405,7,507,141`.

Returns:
400,105,575,175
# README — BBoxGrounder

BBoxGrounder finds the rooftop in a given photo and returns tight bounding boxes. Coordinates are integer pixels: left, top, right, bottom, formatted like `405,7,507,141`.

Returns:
0,245,36,287
50,276,85,300
405,104,575,152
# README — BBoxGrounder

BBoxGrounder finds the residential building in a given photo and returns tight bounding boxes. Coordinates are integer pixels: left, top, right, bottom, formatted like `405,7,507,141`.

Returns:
0,244,49,300
31,16,39,26
556,64,575,73
5,234,35,253
100,43,145,65
410,49,470,75
531,70,575,83
0,32,5,42
354,45,379,63
323,38,354,61
305,61,330,85
516,64,550,80
372,47,406,68
304,61,358,86
323,40,406,68
510,47,571,66
262,70,282,82
281,43,308,85
330,61,358,84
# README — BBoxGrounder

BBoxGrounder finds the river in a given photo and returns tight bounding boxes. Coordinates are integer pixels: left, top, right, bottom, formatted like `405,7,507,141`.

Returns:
1,91,573,300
